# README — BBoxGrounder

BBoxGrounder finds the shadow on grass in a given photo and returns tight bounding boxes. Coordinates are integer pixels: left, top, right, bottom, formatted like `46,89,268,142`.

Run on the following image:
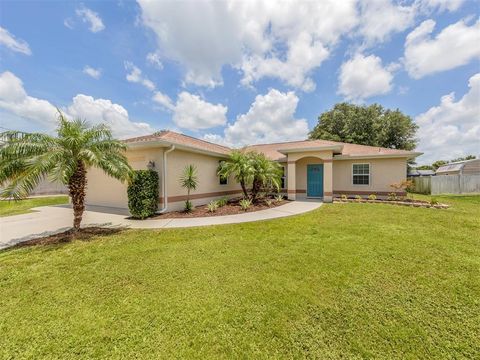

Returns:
9,226,126,250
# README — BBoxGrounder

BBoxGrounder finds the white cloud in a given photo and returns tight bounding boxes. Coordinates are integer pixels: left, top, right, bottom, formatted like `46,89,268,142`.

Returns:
83,66,102,79
66,95,153,138
152,91,174,111
0,71,153,139
63,18,74,29
338,54,395,102
0,71,57,125
146,52,163,69
76,6,105,33
404,18,480,79
206,89,309,147
172,92,227,130
415,0,465,13
415,73,480,163
125,62,155,91
137,0,358,90
0,27,32,55
358,0,416,45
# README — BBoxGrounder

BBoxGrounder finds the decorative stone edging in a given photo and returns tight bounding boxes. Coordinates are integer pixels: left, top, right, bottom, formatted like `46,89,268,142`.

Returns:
334,198,449,209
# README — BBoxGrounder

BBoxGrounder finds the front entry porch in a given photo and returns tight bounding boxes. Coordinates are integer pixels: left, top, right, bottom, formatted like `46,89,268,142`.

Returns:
282,149,336,203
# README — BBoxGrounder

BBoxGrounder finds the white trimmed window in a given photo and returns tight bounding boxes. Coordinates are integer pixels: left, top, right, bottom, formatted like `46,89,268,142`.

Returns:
352,163,370,185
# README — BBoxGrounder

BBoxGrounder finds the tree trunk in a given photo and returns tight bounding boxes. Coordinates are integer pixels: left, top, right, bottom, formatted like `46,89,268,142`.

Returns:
240,181,248,198
68,160,87,231
251,177,262,203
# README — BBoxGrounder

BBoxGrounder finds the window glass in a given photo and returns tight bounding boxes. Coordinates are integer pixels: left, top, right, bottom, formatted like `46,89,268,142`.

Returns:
353,164,370,185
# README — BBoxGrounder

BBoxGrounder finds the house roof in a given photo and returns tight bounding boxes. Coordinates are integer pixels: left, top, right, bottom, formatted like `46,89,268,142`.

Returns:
124,131,231,156
245,139,418,161
124,131,420,160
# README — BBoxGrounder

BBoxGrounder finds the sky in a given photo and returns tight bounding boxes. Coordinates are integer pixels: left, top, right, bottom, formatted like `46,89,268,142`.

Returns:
0,0,479,165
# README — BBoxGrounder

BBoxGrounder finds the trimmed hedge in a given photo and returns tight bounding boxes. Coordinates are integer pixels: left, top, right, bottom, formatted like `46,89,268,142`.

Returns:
127,170,159,219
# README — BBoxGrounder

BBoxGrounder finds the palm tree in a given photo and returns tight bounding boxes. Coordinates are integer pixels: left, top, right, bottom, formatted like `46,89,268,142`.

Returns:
249,152,283,202
179,164,198,212
0,113,132,231
217,150,254,198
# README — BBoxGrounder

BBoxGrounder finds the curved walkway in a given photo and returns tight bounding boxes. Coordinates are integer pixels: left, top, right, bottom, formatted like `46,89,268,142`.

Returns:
0,201,322,249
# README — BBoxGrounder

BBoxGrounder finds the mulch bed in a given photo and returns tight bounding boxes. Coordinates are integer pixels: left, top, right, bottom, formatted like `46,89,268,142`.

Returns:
11,227,125,249
151,197,288,219
334,197,449,209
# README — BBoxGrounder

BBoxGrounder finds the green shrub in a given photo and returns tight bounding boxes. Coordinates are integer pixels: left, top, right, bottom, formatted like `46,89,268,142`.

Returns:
265,199,273,207
387,192,398,201
207,201,219,212
275,194,284,202
184,200,193,212
217,197,228,207
368,194,377,201
430,197,439,205
355,195,362,202
239,198,252,211
341,194,348,201
127,170,159,219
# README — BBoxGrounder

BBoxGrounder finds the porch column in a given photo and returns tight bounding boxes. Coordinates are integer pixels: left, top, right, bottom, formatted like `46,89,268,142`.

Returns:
323,159,333,203
287,161,296,200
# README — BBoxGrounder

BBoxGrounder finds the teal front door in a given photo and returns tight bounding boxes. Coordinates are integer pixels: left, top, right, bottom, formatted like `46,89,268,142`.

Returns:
307,164,324,197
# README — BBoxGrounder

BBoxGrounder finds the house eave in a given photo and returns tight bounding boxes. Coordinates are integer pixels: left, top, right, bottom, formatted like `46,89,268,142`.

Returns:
278,145,344,155
334,152,422,160
126,140,230,158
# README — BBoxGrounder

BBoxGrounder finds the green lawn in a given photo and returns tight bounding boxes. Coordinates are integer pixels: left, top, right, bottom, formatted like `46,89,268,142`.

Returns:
0,196,68,217
0,195,479,359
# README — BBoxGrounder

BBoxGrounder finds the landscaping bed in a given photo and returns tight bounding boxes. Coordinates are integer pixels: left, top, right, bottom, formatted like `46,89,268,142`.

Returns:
152,196,288,219
334,196,449,209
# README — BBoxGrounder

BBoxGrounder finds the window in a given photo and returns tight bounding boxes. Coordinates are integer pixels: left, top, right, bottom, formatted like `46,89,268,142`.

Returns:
352,163,370,185
281,166,286,189
219,160,228,185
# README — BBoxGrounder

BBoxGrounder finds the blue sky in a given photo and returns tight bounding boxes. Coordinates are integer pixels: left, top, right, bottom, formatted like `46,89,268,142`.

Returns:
0,0,479,165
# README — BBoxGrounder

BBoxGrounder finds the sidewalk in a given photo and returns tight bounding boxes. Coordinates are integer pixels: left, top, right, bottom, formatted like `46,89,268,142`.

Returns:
0,201,322,249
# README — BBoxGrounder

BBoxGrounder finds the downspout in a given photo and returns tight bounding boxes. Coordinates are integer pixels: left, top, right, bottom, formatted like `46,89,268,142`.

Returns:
157,145,175,213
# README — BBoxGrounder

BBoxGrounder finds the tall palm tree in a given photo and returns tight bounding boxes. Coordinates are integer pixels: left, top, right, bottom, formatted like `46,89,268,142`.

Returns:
250,152,283,202
217,150,254,198
0,113,132,231
179,164,198,212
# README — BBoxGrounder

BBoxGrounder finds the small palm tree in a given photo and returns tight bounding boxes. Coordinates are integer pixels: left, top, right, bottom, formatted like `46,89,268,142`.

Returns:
0,113,132,231
250,152,283,202
217,150,254,198
179,164,198,212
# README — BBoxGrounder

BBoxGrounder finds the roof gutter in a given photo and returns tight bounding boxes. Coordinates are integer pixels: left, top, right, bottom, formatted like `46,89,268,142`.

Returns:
333,152,423,160
157,145,175,214
127,140,229,158
278,145,344,155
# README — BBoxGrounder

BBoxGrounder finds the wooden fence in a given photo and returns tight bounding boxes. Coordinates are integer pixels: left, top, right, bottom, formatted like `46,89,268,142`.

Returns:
409,175,480,195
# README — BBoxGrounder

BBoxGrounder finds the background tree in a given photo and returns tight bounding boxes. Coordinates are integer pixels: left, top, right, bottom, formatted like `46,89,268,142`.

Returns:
0,113,132,230
179,164,198,212
309,103,418,150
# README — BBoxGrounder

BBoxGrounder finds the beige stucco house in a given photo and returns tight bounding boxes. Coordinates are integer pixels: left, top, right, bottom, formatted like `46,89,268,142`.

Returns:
86,131,421,212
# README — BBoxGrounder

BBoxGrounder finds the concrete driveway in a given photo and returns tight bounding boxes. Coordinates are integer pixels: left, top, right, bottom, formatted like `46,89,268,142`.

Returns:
0,201,322,250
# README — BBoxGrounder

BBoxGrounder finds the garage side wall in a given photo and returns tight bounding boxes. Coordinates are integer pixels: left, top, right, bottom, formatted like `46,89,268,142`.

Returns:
85,148,164,210
164,150,242,211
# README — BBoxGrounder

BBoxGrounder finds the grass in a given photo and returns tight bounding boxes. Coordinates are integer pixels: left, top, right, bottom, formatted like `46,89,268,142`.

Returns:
0,196,68,217
0,195,479,359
